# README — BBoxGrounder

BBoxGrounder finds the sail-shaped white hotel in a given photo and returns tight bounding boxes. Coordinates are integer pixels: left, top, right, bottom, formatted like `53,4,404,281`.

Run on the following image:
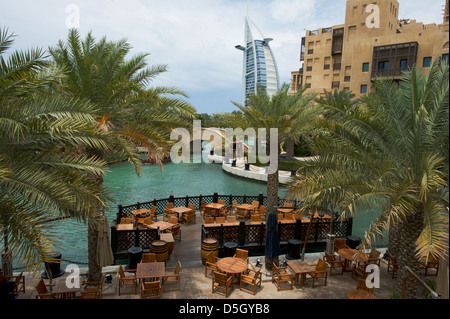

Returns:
235,16,280,105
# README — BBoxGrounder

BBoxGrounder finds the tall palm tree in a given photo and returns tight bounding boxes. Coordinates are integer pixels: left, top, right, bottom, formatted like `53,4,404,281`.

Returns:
49,29,195,280
288,62,449,298
231,84,318,214
0,28,110,274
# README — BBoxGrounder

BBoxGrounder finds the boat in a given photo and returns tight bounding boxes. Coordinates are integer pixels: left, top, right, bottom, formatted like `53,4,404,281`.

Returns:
141,155,171,165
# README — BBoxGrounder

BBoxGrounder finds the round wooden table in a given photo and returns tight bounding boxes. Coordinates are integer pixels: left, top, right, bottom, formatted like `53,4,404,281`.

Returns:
337,248,368,271
217,257,248,284
348,289,377,299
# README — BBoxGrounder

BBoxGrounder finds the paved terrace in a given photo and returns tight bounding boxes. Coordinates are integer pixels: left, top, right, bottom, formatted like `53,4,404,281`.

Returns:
16,210,400,300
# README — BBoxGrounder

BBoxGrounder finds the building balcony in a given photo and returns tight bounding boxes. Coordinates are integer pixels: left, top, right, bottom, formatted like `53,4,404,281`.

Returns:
371,68,409,79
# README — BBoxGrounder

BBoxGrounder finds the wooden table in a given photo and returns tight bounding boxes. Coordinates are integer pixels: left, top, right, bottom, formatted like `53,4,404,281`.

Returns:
237,204,255,211
116,224,134,231
170,206,192,220
53,278,81,299
338,248,368,271
277,208,294,215
287,261,315,285
130,208,152,224
217,257,248,284
148,221,174,232
205,203,225,216
348,289,377,299
136,262,165,282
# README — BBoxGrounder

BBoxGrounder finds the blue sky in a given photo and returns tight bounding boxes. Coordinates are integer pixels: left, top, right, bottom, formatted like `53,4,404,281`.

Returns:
1,0,446,114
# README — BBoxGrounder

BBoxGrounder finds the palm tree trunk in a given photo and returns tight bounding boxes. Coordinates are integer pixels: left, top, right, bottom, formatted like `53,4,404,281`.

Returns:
285,138,295,161
266,145,281,215
396,206,424,299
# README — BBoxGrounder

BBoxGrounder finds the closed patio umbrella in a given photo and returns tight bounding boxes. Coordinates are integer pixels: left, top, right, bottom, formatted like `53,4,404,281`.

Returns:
264,213,281,270
96,215,114,268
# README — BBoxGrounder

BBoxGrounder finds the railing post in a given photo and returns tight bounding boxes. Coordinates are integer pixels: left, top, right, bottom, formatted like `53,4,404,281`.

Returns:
238,221,246,246
258,192,264,206
135,228,140,247
169,193,174,204
117,205,123,223
213,192,218,203
137,202,141,209
243,194,247,203
219,225,224,247
259,223,265,245
346,218,353,237
294,219,302,240
185,195,189,207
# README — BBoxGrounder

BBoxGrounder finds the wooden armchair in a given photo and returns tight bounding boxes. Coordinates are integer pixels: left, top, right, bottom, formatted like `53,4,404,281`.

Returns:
306,259,328,288
188,203,196,213
204,207,216,218
367,248,382,266
204,217,214,224
141,281,161,299
118,265,137,295
81,274,103,299
182,210,196,225
163,203,175,221
150,205,158,221
236,207,248,220
323,251,344,276
217,199,225,205
227,216,237,223
142,253,157,263
258,205,266,215
351,262,370,280
272,263,293,291
251,215,262,223
285,213,295,222
277,213,284,221
219,205,231,218
215,217,225,224
163,261,182,292
205,251,220,278
141,217,153,228
120,217,133,224
356,278,375,294
171,224,182,241
168,215,179,225
5,271,25,296
240,267,262,295
212,271,233,298
35,278,58,299
251,200,260,213
234,249,248,263
421,255,439,276
231,200,238,215
334,238,350,252
200,200,206,217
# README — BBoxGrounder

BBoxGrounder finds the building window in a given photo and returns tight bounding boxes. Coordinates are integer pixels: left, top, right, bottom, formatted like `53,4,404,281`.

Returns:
400,59,408,70
378,61,390,71
442,54,449,64
362,63,370,72
360,85,368,94
423,57,432,68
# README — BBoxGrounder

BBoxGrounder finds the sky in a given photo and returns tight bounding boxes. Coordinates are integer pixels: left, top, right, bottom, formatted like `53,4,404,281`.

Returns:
0,0,446,114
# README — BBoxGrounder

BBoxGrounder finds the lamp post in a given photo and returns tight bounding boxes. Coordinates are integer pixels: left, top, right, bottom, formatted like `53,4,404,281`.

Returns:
326,204,336,255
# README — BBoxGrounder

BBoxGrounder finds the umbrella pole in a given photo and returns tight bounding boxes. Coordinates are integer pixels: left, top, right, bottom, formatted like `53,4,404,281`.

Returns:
301,214,315,261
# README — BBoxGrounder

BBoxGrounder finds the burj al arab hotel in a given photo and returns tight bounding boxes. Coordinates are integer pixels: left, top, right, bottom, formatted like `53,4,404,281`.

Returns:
235,16,280,105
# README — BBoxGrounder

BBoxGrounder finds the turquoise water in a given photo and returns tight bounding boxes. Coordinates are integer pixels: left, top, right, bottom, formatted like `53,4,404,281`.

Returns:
13,152,386,269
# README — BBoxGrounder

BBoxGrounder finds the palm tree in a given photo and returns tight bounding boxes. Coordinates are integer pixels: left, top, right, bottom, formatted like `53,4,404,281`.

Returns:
0,28,110,274
288,62,449,298
231,84,318,214
49,29,195,280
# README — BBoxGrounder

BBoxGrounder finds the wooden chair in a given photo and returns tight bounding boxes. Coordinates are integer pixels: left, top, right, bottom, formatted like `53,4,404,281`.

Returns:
215,217,225,224
334,238,350,252
285,213,295,221
204,217,214,224
240,267,262,295
141,217,153,227
258,205,266,215
421,254,439,276
236,207,248,220
150,205,158,221
387,255,399,279
141,281,161,299
35,278,58,299
200,200,206,217
251,200,260,213
234,249,248,263
277,213,284,221
188,203,196,213
272,262,293,291
118,265,137,295
168,215,179,225
80,274,103,299
356,278,375,294
306,259,328,288
182,210,196,225
227,216,237,223
323,251,344,276
163,203,175,221
171,224,182,241
219,205,231,218
352,262,370,280
367,248,382,266
5,271,25,296
163,261,181,292
217,199,225,205
205,251,220,278
231,200,238,215
204,206,215,218
212,271,233,298
142,253,157,263
251,214,261,223
120,217,133,224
